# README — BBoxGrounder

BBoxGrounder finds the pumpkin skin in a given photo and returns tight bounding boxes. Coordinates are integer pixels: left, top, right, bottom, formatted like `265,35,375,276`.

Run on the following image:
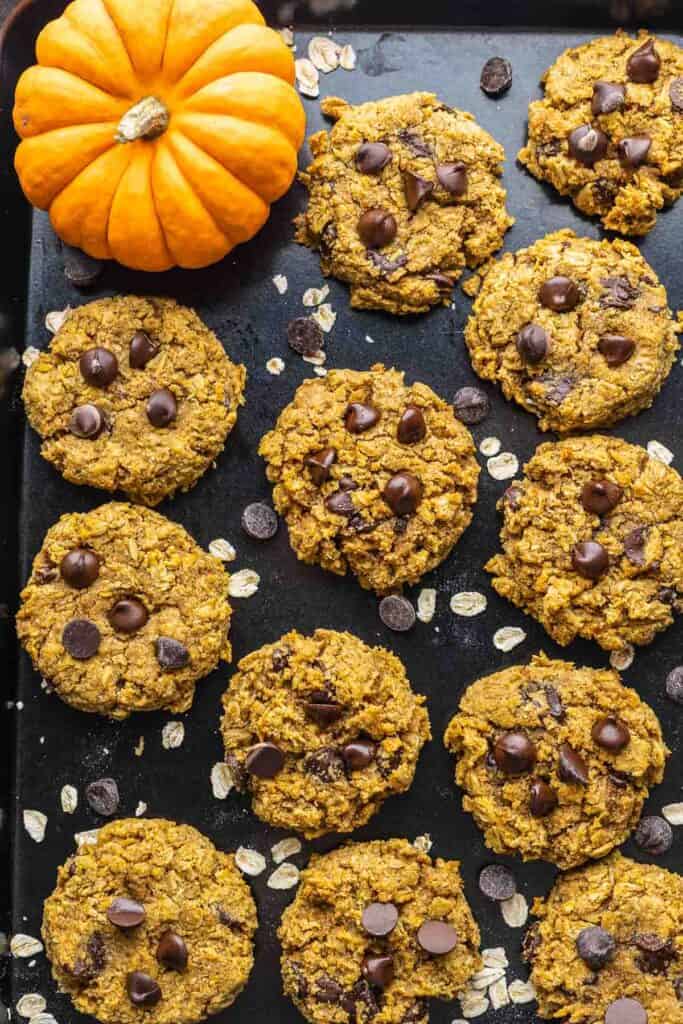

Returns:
13,0,306,271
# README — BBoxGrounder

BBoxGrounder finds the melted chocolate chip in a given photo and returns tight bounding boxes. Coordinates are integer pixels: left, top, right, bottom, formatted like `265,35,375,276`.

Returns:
358,208,397,248
478,864,516,901
356,142,391,174
378,594,416,632
345,402,380,433
397,130,432,157
598,334,636,366
634,933,675,974
581,479,622,515
576,926,616,970
600,276,639,310
129,330,159,369
62,618,101,660
325,490,356,516
618,135,651,169
634,815,673,855
108,598,148,634
70,404,105,439
60,549,99,589
79,348,118,388
241,503,278,541
572,541,609,580
404,172,434,212
288,317,323,357
592,81,626,115
480,56,512,97
155,637,189,670
568,124,608,166
544,685,565,719
127,971,161,1008
305,447,337,485
315,974,344,1003
592,716,630,751
362,902,399,936
383,472,422,516
146,388,177,427
539,276,581,312
107,897,145,929
362,953,394,988
397,405,426,444
156,931,188,971
529,779,557,817
627,39,660,84
493,731,536,775
417,920,458,955
558,743,589,785
244,742,285,778
516,323,549,364
304,746,346,782
341,739,376,770
304,699,343,727
452,386,490,424
436,162,468,196
624,526,647,565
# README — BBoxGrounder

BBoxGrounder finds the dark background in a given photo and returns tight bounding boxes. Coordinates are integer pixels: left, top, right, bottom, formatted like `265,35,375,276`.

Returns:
1,3,682,1024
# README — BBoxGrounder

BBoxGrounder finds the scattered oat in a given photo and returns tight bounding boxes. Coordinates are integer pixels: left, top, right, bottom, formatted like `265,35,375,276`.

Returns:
135,801,147,817
294,57,319,98
610,645,634,672
479,436,501,457
235,846,267,877
267,862,300,890
209,538,236,562
22,346,41,368
470,965,506,990
459,990,489,1019
493,626,526,652
339,43,357,70
507,978,536,1004
272,274,288,294
228,569,260,598
134,736,145,757
647,439,674,465
487,452,519,480
23,810,47,843
303,350,327,368
416,588,437,623
482,948,508,969
266,357,285,376
75,828,99,847
662,802,683,826
413,833,433,854
312,303,337,333
500,892,528,928
271,837,302,864
313,366,328,377
161,721,185,750
211,762,234,800
31,1015,58,1024
303,284,329,306
279,26,294,47
365,335,375,344
45,307,71,334
10,935,43,958
488,977,510,1011
450,591,487,617
60,785,78,815
16,994,47,1018
308,35,340,72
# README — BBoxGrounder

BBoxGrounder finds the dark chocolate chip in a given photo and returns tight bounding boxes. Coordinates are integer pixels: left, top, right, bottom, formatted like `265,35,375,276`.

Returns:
478,864,516,902
504,486,521,509
417,920,458,955
670,77,683,113
70,404,105,439
600,275,640,309
305,447,337,485
304,746,346,782
436,162,468,196
107,897,145,929
404,172,433,212
241,503,278,540
383,471,422,516
315,975,344,1003
568,124,608,166
480,56,512,97
529,779,558,817
618,135,651,169
572,541,609,580
108,598,148,634
304,700,343,726
624,526,647,565
155,637,189,670
522,922,541,962
581,480,623,515
543,374,574,404
35,562,58,584
634,933,675,974
60,549,99,589
287,317,323,357
592,81,626,115
345,402,380,433
356,142,391,174
516,323,549,364
665,666,683,705
325,490,356,516
539,276,581,312
156,931,188,971
362,902,399,936
245,741,285,778
362,953,394,988
146,388,177,427
605,999,647,1024
339,475,358,491
62,618,101,660
73,931,106,982
558,743,589,785
358,208,397,248
79,348,118,388
494,731,537,775
397,130,432,157
378,594,416,632
127,971,161,1008
627,38,660,83
452,386,490,424
397,405,426,445
62,245,104,288
576,926,616,970
129,330,159,369
341,739,376,770
368,250,408,275
544,685,565,719
86,777,119,816
598,334,636,366
592,716,630,751
634,815,673,855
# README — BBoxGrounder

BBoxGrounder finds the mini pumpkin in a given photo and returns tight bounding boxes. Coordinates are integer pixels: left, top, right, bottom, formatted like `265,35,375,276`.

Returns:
13,0,305,272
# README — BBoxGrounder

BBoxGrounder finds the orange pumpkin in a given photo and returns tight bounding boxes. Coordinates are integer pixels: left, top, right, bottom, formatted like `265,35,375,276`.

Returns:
13,0,306,271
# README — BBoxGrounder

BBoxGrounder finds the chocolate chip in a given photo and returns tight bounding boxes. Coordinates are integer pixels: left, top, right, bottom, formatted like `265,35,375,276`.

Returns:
108,598,148,634
383,472,422,516
245,741,285,778
592,81,626,115
480,56,512,97
74,931,106,982
304,746,345,782
529,779,557,817
341,739,376,770
634,815,673,855
452,386,490,424
504,486,521,509
605,999,648,1024
404,172,433,212
568,124,608,166
35,562,58,584
127,971,161,1007
362,954,394,988
358,208,397,249
543,374,574,404
397,405,426,444
378,594,416,632
79,348,118,388
70,404,104,439
572,541,609,580
86,778,119,816
539,276,581,312
634,933,675,974
156,931,188,971
305,447,337,485
304,699,343,726
397,130,432,157
624,526,647,565
618,135,651,169
544,685,565,720
107,898,145,929
62,618,101,660
241,503,278,540
436,162,468,196
146,388,177,427
665,666,683,705
288,961,308,999
598,334,636,367
315,975,344,1003
417,921,458,955
342,979,379,1017
368,250,408,275
339,475,358,491
362,902,399,936
60,549,99,589
581,480,623,516
558,743,589,785
325,490,356,516
600,275,640,309
494,732,536,775
627,38,660,83
670,77,683,113
478,864,516,901
129,330,159,369
155,637,189,670
345,402,380,433
592,716,630,751
522,923,541,962
356,142,391,174
287,317,323,357
516,323,549,364
62,245,104,288
575,926,616,970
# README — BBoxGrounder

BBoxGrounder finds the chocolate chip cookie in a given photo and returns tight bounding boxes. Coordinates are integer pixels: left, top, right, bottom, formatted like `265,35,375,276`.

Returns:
259,365,480,594
525,852,683,1024
23,296,246,506
42,818,257,1024
296,92,513,314
444,653,667,869
279,839,481,1024
487,435,683,651
17,502,232,718
464,230,680,432
519,31,683,235
220,629,430,837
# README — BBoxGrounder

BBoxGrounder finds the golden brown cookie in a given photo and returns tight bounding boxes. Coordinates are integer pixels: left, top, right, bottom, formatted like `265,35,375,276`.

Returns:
525,853,683,1024
519,31,683,235
23,296,245,506
17,502,231,718
259,365,479,594
220,629,430,837
42,818,257,1024
444,653,667,869
487,435,683,651
279,839,481,1024
296,92,513,314
464,230,680,432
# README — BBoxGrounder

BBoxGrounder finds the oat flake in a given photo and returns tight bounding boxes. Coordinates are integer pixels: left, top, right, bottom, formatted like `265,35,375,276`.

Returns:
279,26,294,47
662,802,683,826
16,994,47,1018
488,977,510,1010
339,43,357,70
23,810,47,843
235,846,267,877
75,828,99,847
413,834,433,854
60,785,78,815
134,736,145,757
31,1014,58,1024
22,346,41,368
303,349,326,366
271,837,302,864
135,801,147,817
10,935,44,958
450,591,487,617
308,35,340,72
294,57,319,98
500,892,528,928
610,645,634,671
211,762,234,800
507,978,536,1004
209,538,236,562
272,274,288,294
161,721,185,750
487,451,519,480
493,626,526,652
303,285,329,307
459,990,489,1019
482,947,508,969
470,966,506,990
647,440,674,465
416,588,437,623
45,307,71,335
266,357,285,376
228,569,260,598
267,862,300,890
479,436,501,457
313,366,328,377
312,303,336,333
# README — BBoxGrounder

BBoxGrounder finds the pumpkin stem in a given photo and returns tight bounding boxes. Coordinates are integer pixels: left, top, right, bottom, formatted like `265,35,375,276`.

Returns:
116,96,170,143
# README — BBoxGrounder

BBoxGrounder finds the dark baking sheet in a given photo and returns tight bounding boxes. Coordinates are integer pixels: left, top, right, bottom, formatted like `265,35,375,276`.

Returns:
1,4,682,1023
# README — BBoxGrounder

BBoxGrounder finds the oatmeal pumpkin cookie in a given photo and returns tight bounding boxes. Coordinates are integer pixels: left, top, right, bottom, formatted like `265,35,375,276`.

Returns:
296,92,513,314
259,365,479,594
43,818,257,1024
23,296,245,506
465,230,679,432
519,31,683,235
487,435,683,651
279,839,481,1024
221,629,430,837
525,853,683,1024
17,502,231,718
444,653,667,869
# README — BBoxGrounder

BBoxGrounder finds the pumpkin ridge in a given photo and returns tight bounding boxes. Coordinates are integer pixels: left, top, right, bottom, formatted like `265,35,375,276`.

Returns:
51,143,133,257
62,0,137,97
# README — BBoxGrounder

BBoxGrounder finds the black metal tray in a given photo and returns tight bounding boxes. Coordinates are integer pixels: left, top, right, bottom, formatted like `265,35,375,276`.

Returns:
1,3,682,1023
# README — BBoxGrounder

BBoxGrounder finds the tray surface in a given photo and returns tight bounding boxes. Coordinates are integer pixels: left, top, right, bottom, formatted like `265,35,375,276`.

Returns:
2,7,683,1024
